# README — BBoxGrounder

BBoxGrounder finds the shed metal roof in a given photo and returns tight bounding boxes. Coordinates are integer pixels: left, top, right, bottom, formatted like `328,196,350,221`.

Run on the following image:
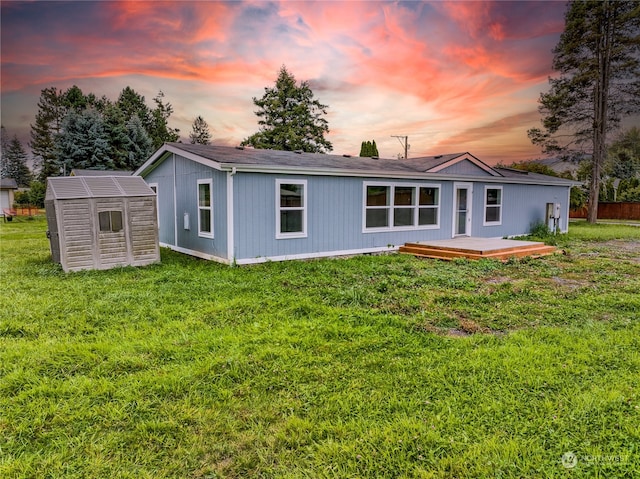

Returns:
46,175,155,200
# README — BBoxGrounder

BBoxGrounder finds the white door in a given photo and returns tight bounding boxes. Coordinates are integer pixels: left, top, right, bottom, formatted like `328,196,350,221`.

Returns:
453,183,472,237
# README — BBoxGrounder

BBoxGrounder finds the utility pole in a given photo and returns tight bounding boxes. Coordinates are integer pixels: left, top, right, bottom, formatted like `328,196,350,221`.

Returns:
391,135,409,159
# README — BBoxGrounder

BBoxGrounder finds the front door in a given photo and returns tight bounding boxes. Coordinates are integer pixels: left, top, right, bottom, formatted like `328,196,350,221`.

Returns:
453,183,472,237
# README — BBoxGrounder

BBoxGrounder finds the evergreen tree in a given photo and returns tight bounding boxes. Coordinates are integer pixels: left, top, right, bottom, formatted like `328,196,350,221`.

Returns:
242,66,332,153
606,127,640,180
1,133,32,187
149,91,180,149
528,0,640,223
125,115,154,170
56,109,112,173
60,85,89,113
189,116,212,145
103,102,132,169
116,87,151,128
30,87,65,180
359,140,379,157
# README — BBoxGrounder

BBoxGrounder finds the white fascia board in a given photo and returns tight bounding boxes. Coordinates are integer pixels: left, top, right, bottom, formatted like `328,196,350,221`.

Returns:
217,163,575,187
134,144,224,177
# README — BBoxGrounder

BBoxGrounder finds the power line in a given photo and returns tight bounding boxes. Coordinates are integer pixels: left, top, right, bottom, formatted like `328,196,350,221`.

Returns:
391,135,409,159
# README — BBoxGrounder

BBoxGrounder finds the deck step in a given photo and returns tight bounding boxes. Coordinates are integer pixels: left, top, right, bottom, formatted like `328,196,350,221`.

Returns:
399,243,557,261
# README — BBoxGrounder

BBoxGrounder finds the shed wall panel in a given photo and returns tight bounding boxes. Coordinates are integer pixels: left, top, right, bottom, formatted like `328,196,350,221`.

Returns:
60,200,94,271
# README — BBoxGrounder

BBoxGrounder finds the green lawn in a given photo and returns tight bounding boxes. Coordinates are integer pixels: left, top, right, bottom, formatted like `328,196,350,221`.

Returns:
1,217,639,478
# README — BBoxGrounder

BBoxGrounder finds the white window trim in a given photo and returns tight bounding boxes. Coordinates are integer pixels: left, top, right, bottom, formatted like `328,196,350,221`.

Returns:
362,181,440,233
276,179,307,239
197,178,214,238
148,182,159,229
483,185,503,226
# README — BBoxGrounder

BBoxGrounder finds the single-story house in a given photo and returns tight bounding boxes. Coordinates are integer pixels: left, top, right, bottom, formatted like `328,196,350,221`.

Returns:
134,143,575,265
1,178,18,212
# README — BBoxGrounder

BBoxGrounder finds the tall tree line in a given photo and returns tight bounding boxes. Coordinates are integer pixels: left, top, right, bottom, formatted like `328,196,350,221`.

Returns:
528,0,640,223
30,85,180,180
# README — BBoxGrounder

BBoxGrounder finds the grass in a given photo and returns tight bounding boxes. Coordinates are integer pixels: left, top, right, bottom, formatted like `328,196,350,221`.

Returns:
1,217,639,478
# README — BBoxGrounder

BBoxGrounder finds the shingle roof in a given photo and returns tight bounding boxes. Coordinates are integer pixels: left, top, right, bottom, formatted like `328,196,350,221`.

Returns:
136,143,576,186
162,143,481,175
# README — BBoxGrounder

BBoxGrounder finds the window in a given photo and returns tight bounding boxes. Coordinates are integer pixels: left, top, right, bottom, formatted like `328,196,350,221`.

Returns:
148,183,159,228
276,179,307,239
198,179,213,238
484,186,502,225
98,211,123,232
364,183,439,231
418,187,439,226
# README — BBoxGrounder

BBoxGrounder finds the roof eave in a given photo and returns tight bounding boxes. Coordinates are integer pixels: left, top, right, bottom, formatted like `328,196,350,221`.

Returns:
218,163,575,186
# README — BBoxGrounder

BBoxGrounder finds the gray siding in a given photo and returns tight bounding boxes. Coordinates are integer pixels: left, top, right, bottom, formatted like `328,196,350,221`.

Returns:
472,183,570,237
234,174,458,261
438,160,493,176
145,153,227,259
143,156,176,245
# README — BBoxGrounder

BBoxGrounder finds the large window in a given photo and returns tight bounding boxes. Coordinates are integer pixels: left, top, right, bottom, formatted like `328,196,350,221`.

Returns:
197,179,213,238
484,186,502,225
276,179,307,239
364,182,440,231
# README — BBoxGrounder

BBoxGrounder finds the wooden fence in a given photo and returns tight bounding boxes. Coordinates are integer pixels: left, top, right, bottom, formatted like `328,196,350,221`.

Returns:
570,202,640,220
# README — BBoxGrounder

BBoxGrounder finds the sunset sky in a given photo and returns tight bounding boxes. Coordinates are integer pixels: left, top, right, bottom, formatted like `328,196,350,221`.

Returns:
1,0,571,165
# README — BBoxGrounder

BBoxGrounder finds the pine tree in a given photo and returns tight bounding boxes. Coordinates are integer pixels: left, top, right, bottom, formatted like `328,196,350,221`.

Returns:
359,140,379,157
30,87,65,180
242,66,332,153
1,133,33,187
528,0,640,223
189,116,212,145
149,91,180,149
126,115,154,170
55,109,113,173
116,87,151,129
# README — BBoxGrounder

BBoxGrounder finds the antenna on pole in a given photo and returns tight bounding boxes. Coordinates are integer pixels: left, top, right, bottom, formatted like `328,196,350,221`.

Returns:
391,135,409,159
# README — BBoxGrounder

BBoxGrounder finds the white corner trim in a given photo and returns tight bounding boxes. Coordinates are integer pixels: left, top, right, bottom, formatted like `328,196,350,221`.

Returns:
227,171,235,261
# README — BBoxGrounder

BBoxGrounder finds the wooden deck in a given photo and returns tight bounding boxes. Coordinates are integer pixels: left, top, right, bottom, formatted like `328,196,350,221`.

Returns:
399,237,557,261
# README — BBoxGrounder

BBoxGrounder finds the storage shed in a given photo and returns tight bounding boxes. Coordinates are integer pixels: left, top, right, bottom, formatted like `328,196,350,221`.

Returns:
45,175,160,272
